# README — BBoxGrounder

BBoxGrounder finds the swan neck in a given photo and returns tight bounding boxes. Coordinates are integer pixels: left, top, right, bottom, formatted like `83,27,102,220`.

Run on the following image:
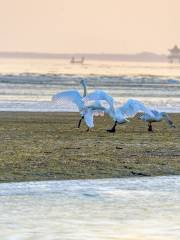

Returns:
81,81,87,97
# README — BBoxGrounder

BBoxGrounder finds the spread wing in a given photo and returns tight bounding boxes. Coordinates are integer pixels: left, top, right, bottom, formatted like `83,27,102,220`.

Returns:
52,90,84,111
84,90,114,109
117,99,154,119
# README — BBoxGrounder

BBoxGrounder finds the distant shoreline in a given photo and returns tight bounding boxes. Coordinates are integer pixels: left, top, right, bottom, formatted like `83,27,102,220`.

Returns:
0,51,168,62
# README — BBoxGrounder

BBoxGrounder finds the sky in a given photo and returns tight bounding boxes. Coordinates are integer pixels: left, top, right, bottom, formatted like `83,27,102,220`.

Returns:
0,0,180,54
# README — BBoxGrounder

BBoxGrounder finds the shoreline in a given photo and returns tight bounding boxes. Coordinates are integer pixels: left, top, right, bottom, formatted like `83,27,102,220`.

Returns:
0,112,179,183
1,175,180,185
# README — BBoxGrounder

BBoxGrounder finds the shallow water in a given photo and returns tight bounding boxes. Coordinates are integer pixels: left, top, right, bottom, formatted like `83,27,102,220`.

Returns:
0,176,180,240
0,59,180,112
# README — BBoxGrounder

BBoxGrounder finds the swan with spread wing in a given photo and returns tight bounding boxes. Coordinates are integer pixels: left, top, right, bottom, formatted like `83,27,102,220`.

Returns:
52,80,106,130
85,91,176,132
84,92,154,133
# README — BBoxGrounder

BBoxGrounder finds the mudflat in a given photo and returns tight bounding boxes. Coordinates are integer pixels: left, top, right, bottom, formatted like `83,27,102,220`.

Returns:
0,112,179,182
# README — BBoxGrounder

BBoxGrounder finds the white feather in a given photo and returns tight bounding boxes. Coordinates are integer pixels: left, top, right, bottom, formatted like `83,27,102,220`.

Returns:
52,90,84,112
117,99,154,119
83,108,94,128
84,90,114,109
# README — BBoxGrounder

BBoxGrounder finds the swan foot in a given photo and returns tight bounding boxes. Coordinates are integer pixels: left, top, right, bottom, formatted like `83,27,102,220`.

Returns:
106,128,116,133
107,121,117,133
148,122,153,132
77,116,84,128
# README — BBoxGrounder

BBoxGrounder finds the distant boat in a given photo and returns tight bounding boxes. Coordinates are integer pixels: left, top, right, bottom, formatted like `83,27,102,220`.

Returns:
70,57,85,64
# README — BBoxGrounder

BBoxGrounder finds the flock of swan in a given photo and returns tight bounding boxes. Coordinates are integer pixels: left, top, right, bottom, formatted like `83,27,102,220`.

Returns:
52,80,176,133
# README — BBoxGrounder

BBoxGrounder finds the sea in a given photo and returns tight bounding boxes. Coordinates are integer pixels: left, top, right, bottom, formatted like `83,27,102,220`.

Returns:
0,176,180,240
0,58,180,112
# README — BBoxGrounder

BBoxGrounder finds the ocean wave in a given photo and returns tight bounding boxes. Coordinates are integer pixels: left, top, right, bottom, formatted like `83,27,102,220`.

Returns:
0,72,179,112
0,73,180,85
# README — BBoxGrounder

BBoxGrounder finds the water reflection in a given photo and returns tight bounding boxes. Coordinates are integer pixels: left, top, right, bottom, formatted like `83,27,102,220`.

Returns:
0,176,180,240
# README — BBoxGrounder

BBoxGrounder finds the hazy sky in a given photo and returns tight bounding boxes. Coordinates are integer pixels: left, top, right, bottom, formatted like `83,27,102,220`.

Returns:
0,0,180,54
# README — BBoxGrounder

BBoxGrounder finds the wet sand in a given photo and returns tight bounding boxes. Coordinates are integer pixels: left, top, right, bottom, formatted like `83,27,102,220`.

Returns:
0,112,179,182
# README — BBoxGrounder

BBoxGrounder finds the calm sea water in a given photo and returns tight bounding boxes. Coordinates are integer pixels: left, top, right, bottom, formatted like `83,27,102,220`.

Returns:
0,176,180,240
0,58,180,112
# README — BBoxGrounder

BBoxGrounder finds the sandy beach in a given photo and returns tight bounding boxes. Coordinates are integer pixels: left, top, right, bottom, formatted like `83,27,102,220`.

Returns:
0,112,179,182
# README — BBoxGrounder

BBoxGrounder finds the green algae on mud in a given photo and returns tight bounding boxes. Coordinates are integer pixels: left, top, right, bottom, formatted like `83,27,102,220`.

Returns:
0,112,179,182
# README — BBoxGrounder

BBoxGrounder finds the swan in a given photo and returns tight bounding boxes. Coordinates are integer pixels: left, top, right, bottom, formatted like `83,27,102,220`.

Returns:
84,92,154,133
138,109,176,131
52,80,106,130
105,99,155,133
86,90,176,132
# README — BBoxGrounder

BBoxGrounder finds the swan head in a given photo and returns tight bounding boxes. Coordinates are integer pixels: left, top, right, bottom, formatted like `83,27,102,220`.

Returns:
162,112,176,128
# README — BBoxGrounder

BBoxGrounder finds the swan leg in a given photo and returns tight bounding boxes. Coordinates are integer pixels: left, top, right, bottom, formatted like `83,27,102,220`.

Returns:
77,116,84,128
148,122,153,132
86,127,90,132
107,121,117,133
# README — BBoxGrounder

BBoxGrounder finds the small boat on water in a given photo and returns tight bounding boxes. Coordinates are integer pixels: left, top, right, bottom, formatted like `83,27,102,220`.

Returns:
70,56,85,64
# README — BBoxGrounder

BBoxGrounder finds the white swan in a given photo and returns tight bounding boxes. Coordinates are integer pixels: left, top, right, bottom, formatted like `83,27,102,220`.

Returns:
84,92,154,133
107,99,155,132
138,109,176,131
52,80,106,130
86,90,176,132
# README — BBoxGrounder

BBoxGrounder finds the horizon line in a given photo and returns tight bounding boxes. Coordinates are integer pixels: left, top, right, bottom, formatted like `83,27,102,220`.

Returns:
0,50,167,56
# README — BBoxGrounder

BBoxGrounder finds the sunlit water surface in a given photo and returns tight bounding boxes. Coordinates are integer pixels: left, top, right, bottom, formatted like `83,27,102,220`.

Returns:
0,59,180,112
0,176,180,240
